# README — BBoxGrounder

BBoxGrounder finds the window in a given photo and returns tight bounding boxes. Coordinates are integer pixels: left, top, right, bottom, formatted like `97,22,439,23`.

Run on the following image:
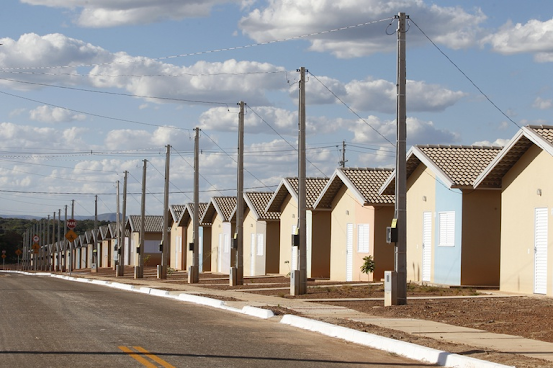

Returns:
438,211,455,247
357,223,369,253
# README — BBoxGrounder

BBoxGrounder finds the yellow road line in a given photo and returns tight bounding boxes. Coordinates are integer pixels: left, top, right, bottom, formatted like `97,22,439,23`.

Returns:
133,346,176,368
118,346,157,368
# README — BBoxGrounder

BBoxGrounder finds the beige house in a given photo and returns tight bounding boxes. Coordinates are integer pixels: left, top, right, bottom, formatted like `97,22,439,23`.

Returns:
266,177,330,278
169,204,186,270
99,225,112,268
232,192,280,276
126,215,163,266
381,145,502,287
314,168,395,282
179,202,211,273
201,197,236,274
475,125,553,295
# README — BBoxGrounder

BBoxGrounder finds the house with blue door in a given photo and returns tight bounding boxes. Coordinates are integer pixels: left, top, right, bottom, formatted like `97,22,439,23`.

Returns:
475,125,553,296
381,145,502,286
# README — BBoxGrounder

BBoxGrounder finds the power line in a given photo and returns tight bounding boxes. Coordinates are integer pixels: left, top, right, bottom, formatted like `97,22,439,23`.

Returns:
409,17,520,129
0,18,393,72
0,89,193,131
308,71,395,146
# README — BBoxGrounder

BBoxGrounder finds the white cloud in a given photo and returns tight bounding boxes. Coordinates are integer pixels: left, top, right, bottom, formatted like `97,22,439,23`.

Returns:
313,77,466,114
0,122,90,149
482,18,553,62
239,0,486,58
29,105,86,123
532,97,552,110
349,116,460,146
472,138,509,147
103,126,193,151
0,33,112,90
21,0,241,27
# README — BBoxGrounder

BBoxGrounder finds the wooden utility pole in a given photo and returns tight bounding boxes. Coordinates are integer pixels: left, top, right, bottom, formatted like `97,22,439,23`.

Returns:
231,101,245,286
189,128,200,283
393,12,408,305
135,159,147,279
159,145,171,279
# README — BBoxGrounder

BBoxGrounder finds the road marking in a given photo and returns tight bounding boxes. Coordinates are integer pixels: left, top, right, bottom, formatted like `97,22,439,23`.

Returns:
118,346,175,368
133,346,176,368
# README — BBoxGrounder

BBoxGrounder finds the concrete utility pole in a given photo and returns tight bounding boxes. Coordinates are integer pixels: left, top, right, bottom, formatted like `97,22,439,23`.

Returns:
93,197,98,273
392,12,408,306
135,159,147,279
231,101,245,286
52,212,56,271
159,145,170,279
70,200,74,275
189,128,200,283
46,215,50,271
58,209,61,271
117,171,128,277
63,205,67,272
115,180,120,271
291,67,308,295
339,141,348,168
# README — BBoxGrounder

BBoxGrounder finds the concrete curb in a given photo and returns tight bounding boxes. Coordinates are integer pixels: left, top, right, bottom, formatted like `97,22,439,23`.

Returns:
280,315,514,368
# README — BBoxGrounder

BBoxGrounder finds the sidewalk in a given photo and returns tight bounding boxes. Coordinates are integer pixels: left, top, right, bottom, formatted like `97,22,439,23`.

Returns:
15,268,552,368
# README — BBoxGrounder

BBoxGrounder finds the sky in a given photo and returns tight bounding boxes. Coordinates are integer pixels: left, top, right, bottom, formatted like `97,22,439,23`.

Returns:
0,0,552,219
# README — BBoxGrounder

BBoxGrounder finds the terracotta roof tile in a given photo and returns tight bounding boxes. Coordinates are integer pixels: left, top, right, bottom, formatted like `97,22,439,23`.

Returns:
417,145,502,186
128,215,163,233
244,192,281,220
528,125,553,145
316,168,394,208
169,204,186,223
286,177,330,208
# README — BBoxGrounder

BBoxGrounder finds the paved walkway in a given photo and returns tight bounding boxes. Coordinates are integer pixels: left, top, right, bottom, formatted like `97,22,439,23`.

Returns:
17,269,553,366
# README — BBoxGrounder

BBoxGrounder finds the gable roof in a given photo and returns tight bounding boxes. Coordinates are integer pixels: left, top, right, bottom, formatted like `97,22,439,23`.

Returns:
475,125,553,188
380,145,503,194
314,168,395,209
99,225,111,240
266,177,329,212
242,192,281,221
127,215,163,233
178,202,210,227
201,197,237,224
169,204,186,224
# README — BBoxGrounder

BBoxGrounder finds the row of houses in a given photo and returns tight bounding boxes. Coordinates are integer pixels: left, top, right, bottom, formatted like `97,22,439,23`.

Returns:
47,125,553,297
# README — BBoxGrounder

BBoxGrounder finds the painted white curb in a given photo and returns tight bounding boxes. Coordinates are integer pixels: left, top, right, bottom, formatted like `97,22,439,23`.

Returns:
241,306,274,319
280,315,514,368
178,293,225,308
108,282,135,291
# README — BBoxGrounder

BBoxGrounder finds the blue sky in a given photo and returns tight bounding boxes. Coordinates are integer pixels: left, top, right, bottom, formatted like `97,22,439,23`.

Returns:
0,0,552,219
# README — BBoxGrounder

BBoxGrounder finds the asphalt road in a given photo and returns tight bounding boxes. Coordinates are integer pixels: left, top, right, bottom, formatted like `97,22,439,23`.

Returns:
0,273,432,367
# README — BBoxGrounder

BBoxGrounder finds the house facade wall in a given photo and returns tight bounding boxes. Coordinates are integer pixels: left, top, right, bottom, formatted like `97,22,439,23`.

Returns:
461,190,501,286
406,164,437,283
309,210,331,278
170,222,185,270
278,195,297,275
209,214,233,274
501,145,553,295
434,177,463,285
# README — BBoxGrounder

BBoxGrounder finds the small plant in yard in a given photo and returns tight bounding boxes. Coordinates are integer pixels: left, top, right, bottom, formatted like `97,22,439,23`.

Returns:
167,267,175,276
360,255,375,277
143,255,151,266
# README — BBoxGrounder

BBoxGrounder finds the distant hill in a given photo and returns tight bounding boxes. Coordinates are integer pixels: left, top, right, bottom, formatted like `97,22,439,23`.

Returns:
0,213,118,222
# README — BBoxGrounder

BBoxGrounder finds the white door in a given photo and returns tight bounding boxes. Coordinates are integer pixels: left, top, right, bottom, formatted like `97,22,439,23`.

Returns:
422,211,432,282
250,233,256,276
346,223,353,281
534,208,548,294
218,233,223,272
